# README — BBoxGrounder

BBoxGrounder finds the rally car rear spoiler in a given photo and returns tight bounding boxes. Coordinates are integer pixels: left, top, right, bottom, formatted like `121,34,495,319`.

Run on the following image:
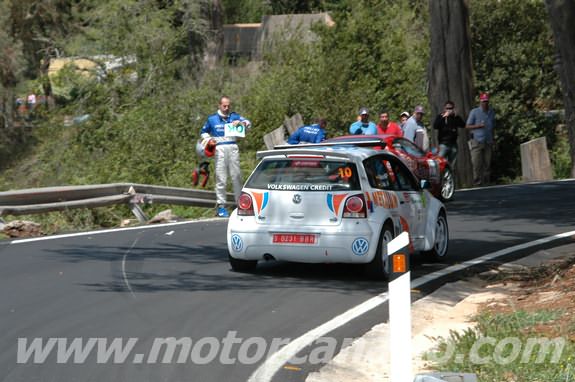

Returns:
273,139,387,151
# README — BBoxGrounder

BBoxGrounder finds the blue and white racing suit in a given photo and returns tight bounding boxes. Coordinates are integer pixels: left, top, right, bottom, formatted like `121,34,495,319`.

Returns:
287,124,326,144
201,111,251,206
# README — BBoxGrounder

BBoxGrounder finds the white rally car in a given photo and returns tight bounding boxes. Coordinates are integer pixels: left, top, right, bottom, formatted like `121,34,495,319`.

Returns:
226,144,448,279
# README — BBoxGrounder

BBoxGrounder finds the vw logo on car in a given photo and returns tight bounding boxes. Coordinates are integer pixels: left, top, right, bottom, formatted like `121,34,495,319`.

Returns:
231,234,243,252
292,194,302,204
352,238,369,256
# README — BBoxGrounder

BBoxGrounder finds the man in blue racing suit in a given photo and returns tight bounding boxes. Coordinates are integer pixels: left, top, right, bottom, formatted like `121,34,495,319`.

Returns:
287,118,327,144
201,95,251,217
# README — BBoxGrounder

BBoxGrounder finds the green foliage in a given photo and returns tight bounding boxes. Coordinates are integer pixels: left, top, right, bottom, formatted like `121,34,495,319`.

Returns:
550,125,572,179
221,0,330,24
242,0,429,149
426,309,575,381
469,0,564,181
0,0,571,232
222,0,270,23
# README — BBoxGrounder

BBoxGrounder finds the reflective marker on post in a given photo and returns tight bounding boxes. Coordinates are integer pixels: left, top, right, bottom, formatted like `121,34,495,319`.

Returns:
387,232,412,382
391,253,407,274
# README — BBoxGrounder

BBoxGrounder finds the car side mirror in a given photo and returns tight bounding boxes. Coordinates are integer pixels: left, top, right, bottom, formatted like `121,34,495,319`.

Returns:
420,179,431,190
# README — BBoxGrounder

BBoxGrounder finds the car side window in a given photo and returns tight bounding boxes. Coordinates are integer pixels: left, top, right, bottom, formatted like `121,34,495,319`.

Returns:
364,157,398,190
365,155,418,191
393,138,425,158
389,159,418,191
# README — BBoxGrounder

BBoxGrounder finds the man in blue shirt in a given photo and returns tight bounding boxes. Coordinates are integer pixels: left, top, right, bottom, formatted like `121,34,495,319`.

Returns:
349,107,377,135
201,95,251,217
466,92,496,186
287,118,327,144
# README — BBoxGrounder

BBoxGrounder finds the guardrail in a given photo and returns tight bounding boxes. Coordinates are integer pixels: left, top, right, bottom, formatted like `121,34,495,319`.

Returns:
0,183,236,223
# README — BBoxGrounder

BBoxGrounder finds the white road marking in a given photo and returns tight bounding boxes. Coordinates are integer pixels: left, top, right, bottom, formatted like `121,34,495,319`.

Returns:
456,177,575,192
247,229,575,382
7,218,224,245
165,230,175,236
121,237,140,298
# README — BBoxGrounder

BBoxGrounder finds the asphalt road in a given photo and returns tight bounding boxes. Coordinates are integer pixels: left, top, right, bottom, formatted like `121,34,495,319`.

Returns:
1,180,574,382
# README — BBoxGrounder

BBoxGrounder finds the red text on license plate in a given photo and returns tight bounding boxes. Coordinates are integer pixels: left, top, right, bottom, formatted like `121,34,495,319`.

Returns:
272,234,316,244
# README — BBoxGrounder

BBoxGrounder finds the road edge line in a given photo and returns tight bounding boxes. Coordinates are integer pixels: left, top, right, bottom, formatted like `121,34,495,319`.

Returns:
7,218,225,245
248,229,575,382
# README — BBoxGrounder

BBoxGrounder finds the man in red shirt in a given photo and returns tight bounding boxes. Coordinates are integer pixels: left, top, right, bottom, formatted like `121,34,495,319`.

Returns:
376,111,403,136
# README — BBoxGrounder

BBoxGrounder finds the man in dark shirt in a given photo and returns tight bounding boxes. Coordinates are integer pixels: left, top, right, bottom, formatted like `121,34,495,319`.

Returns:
433,100,466,166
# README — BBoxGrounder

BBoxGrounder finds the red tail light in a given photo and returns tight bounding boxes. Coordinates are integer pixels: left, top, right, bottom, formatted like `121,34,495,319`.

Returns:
343,194,367,218
238,193,254,216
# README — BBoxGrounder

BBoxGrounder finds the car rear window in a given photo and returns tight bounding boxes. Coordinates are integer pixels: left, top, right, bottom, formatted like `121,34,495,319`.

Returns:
246,159,361,191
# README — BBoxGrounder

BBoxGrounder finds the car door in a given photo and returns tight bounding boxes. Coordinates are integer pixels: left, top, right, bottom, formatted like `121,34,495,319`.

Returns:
363,154,425,249
389,157,428,249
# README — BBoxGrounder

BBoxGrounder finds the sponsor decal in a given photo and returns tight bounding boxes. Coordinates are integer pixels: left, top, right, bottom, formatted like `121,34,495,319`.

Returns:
351,238,369,256
231,234,243,252
368,191,399,209
252,192,269,214
399,216,415,253
326,193,348,215
266,184,333,191
364,192,374,212
403,192,410,203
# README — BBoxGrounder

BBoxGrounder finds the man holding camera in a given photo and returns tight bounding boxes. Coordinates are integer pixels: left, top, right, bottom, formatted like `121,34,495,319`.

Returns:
433,100,466,166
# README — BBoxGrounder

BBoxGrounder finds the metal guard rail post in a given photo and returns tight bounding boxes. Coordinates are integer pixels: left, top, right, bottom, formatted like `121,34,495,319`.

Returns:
0,183,236,223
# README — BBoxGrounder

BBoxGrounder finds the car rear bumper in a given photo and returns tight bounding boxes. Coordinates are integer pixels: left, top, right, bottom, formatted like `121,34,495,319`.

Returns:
227,215,378,264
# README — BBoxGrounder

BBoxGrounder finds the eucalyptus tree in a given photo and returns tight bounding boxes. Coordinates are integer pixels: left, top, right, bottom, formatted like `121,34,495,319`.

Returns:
545,0,575,177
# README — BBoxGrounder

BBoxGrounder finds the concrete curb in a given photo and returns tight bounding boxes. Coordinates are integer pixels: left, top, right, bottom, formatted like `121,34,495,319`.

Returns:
305,242,575,382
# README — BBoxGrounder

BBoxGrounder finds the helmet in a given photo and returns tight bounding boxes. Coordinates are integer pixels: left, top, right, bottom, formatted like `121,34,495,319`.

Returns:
196,138,216,159
204,139,216,157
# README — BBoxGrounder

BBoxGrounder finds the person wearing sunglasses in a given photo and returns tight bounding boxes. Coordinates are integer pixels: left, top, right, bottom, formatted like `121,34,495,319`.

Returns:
433,100,466,166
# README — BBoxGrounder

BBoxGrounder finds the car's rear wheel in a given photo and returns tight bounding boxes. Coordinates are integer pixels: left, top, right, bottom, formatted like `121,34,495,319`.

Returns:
424,211,449,261
364,223,394,280
440,167,454,202
228,255,258,272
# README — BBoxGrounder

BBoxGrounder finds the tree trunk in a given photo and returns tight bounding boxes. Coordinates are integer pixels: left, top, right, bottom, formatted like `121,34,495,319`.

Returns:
40,49,55,110
203,0,224,70
2,89,15,129
427,0,475,187
545,0,575,178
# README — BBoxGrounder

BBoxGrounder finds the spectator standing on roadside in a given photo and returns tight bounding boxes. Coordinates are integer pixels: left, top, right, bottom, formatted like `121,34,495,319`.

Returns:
466,92,496,186
201,95,251,217
349,107,377,135
433,100,466,166
399,111,410,132
403,105,429,150
26,93,36,111
376,111,403,136
287,118,327,144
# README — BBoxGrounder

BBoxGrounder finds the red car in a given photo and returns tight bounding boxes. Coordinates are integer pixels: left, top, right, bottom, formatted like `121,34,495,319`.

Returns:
323,134,454,201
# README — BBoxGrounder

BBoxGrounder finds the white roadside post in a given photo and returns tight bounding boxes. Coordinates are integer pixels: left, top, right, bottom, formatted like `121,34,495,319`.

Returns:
387,231,412,382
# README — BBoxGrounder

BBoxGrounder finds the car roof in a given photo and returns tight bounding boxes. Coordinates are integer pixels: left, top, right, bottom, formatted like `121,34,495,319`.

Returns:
325,134,396,143
257,142,402,162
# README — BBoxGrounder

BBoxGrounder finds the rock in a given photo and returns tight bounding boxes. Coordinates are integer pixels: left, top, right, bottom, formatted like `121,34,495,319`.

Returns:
147,209,178,224
2,220,43,238
120,218,138,227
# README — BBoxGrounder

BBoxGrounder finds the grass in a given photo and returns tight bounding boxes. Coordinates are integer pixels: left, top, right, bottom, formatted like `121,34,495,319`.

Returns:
425,309,575,381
